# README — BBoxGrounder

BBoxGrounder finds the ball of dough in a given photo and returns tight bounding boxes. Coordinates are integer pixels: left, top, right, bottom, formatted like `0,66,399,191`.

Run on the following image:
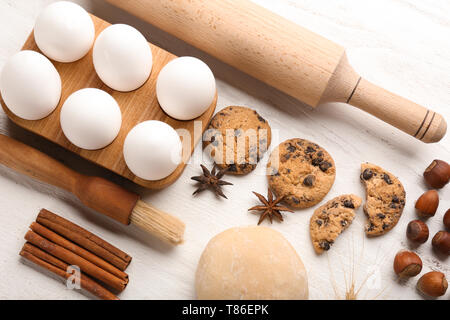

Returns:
195,226,308,300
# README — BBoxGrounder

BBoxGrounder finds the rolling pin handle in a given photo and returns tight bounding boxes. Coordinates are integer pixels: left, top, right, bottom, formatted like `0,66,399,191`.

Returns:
347,78,447,143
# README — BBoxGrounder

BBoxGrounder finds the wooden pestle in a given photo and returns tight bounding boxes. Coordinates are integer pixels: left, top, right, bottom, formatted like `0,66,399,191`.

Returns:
105,0,446,143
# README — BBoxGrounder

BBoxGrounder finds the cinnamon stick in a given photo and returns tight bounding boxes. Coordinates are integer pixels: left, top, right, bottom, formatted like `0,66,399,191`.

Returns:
20,243,118,300
30,222,128,282
37,209,131,271
25,230,128,292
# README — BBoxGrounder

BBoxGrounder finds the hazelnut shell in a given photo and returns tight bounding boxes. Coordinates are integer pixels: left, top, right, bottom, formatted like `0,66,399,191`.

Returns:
393,250,422,278
406,220,429,244
423,159,450,189
415,190,439,218
444,209,450,230
432,231,450,255
417,271,448,297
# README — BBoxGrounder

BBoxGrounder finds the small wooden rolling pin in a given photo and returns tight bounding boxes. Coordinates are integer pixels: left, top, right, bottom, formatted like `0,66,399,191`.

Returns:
106,0,447,143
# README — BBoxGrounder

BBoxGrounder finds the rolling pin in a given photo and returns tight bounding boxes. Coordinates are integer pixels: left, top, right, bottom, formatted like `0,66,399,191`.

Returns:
105,0,446,143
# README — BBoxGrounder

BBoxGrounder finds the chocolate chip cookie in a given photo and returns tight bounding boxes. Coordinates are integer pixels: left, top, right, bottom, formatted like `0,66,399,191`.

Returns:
203,106,271,175
360,163,406,237
267,138,336,208
310,194,362,254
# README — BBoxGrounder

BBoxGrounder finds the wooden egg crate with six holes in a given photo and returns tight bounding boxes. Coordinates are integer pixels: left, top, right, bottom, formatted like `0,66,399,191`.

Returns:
0,14,217,189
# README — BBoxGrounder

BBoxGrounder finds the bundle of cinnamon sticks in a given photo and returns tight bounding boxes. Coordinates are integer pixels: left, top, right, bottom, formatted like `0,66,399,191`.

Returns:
19,209,132,300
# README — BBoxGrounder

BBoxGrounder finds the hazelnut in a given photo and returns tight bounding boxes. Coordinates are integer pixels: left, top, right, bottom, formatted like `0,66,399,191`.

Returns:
444,209,450,230
417,271,448,297
423,159,450,189
415,190,439,218
393,250,422,278
431,231,450,255
406,220,429,243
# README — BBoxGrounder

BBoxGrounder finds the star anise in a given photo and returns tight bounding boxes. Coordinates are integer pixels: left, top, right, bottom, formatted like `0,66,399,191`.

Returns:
248,189,293,225
191,164,233,199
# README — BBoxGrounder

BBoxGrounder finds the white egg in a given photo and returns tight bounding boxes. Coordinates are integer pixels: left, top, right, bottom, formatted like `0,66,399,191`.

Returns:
60,88,122,150
156,56,216,120
93,24,153,92
34,1,95,63
0,50,61,120
123,121,182,181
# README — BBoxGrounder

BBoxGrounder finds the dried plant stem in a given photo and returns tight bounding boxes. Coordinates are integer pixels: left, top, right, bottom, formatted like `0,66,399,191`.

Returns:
327,254,341,300
328,231,389,300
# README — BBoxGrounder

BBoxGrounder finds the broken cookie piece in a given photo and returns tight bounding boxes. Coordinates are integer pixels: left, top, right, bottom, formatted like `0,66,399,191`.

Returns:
309,194,362,254
360,163,406,237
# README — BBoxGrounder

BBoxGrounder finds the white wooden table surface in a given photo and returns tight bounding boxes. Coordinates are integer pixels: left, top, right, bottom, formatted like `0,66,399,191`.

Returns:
0,0,448,300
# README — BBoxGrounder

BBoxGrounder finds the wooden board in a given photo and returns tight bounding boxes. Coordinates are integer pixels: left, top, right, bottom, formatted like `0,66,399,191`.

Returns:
0,14,217,189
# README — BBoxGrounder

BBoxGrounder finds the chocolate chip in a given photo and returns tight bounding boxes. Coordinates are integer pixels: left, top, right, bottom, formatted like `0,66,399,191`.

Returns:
317,151,323,157
367,223,375,231
382,223,389,230
319,240,331,251
377,213,385,219
257,115,266,123
228,164,237,172
303,175,315,187
343,200,354,208
389,203,398,209
316,219,323,226
340,220,348,227
305,146,315,154
312,157,323,166
362,169,373,180
284,153,291,161
383,174,393,185
319,161,332,172
392,196,399,203
291,197,300,204
287,145,296,153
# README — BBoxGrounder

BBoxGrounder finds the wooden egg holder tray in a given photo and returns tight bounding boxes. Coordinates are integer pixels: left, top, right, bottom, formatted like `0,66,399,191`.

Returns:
0,14,217,189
